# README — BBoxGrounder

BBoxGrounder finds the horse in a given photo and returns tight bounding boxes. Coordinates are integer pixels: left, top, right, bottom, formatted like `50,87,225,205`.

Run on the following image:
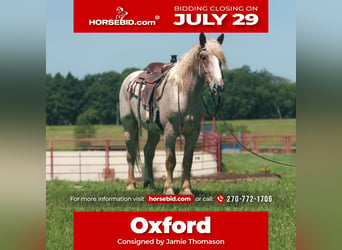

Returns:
116,7,128,20
119,33,226,194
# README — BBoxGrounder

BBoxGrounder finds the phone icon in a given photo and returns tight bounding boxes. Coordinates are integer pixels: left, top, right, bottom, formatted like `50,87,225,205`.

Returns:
216,194,225,203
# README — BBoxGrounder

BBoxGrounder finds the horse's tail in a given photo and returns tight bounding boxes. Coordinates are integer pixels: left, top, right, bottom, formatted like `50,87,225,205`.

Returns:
134,128,143,173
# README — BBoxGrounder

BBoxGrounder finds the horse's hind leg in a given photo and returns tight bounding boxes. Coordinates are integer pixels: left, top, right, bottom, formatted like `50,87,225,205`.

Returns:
122,116,139,190
143,131,160,188
164,131,177,194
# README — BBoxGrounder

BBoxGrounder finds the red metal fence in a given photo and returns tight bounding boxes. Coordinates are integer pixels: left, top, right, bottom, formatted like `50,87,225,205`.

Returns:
46,132,222,181
221,134,296,153
46,133,295,181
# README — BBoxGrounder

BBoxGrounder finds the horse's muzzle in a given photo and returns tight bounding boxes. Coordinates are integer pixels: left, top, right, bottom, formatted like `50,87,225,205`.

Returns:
212,84,224,96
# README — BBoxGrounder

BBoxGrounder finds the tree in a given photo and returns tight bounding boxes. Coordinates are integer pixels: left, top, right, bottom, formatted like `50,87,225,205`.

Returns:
219,66,295,120
74,108,98,149
274,82,296,118
46,66,296,125
81,71,121,124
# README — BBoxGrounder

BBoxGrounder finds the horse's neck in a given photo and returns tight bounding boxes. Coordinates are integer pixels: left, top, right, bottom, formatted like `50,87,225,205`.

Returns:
175,56,204,94
185,78,204,98
180,70,204,97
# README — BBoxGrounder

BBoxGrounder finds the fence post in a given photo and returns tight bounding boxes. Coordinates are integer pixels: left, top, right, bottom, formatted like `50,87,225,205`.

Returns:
241,134,246,152
105,139,109,171
202,132,206,152
79,152,82,182
253,135,259,153
217,133,222,172
213,117,216,132
233,134,236,153
285,135,291,153
201,118,205,151
50,141,54,180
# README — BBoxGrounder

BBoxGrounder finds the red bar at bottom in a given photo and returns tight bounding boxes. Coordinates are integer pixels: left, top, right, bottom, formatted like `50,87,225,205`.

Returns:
74,211,268,250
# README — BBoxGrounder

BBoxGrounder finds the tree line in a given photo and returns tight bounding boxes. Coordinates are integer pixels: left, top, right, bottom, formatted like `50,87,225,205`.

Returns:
46,65,296,125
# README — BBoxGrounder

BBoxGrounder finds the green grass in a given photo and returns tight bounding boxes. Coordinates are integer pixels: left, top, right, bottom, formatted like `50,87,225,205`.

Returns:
46,119,296,150
46,119,296,151
221,153,296,174
46,119,296,139
46,124,125,139
46,154,296,249
215,119,296,134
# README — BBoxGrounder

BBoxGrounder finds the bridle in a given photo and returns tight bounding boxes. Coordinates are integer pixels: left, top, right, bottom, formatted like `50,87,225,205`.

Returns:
199,48,212,84
197,48,296,167
198,47,222,117
177,47,223,136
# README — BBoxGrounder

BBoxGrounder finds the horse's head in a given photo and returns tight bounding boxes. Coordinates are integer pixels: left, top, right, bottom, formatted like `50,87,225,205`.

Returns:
198,33,225,96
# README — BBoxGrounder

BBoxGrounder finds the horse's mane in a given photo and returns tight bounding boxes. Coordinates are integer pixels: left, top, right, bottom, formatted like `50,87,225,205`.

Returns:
165,38,226,89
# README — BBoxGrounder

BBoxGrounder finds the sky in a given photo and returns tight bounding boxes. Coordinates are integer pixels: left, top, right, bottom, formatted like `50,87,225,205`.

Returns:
46,1,296,82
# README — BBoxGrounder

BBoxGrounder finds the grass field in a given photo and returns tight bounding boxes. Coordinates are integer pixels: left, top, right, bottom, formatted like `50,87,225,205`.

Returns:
46,119,296,139
46,153,296,249
216,119,296,134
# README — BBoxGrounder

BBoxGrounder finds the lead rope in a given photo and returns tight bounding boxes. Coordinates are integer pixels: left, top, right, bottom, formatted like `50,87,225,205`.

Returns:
201,92,296,167
137,81,143,136
177,85,183,150
217,113,296,167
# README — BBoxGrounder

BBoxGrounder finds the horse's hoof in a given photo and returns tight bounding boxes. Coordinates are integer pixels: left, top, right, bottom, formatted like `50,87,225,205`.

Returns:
164,188,175,195
126,183,135,190
179,189,193,195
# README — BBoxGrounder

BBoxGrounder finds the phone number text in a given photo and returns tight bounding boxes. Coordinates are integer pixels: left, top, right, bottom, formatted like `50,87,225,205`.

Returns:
226,195,273,203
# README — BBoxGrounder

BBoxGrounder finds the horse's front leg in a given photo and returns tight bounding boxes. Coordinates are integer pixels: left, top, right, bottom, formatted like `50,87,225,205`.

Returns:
180,130,200,195
164,131,176,195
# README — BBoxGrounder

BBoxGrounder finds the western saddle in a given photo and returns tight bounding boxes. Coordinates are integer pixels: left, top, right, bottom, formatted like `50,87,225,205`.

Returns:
131,55,177,130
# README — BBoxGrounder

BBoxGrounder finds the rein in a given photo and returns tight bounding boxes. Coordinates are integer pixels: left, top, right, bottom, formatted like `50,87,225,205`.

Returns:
200,86,296,168
175,46,296,167
216,114,297,167
200,91,221,117
177,85,183,149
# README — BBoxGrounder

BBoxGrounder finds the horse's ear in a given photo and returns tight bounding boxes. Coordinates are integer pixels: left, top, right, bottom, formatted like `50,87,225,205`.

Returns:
217,34,224,45
199,33,206,48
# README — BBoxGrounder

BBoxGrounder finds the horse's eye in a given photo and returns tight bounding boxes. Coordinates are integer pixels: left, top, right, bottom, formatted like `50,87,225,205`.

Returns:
201,56,206,60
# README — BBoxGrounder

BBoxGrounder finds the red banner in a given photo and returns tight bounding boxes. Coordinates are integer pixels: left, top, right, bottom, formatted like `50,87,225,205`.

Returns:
74,0,268,33
74,211,268,250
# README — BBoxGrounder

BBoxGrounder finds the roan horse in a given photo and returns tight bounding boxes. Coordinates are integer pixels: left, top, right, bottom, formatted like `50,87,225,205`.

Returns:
119,33,226,194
